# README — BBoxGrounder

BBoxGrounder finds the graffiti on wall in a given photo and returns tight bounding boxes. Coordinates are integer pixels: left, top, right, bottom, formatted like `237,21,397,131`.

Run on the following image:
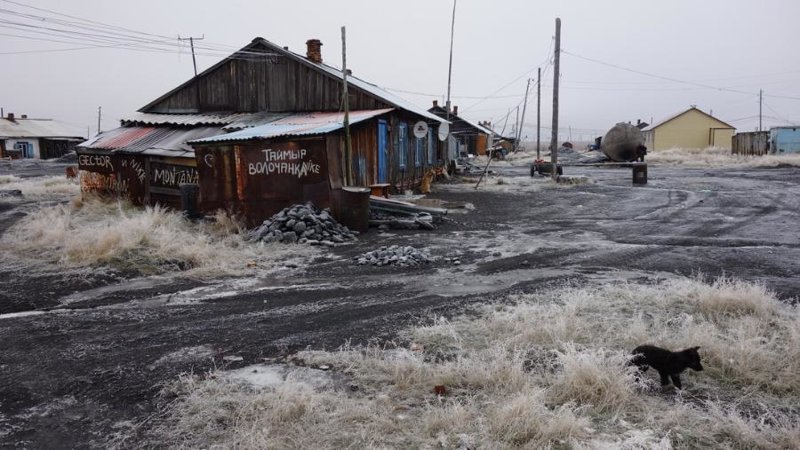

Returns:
78,154,113,171
149,163,199,189
120,157,146,182
79,170,129,195
247,148,321,178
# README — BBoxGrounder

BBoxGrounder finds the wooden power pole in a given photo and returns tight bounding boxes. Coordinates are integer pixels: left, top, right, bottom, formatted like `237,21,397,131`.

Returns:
759,89,763,132
536,67,541,160
550,18,561,181
446,0,457,116
179,35,205,77
516,78,531,152
341,26,353,185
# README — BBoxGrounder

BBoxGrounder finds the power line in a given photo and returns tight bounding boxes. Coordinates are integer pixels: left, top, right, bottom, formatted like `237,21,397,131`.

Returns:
562,49,800,101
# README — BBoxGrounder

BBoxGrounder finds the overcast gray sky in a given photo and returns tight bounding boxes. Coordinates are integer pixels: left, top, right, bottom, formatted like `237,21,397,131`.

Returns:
2,0,799,142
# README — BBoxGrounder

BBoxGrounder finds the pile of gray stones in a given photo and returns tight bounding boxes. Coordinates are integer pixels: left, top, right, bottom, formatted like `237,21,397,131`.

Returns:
354,245,431,267
249,202,358,246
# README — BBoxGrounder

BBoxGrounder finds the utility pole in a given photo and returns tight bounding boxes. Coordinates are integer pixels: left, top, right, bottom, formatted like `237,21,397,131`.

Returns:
179,35,205,77
446,0,457,116
550,18,561,181
759,89,763,132
515,78,531,152
536,67,541,159
97,106,102,135
341,26,353,185
513,106,520,144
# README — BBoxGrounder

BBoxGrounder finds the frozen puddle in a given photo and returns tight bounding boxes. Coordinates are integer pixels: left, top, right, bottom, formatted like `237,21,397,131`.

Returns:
226,364,349,392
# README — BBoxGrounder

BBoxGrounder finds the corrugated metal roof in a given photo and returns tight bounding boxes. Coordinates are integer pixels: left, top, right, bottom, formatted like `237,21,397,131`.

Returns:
0,118,85,139
120,112,291,129
121,113,243,127
79,126,225,157
307,60,444,124
191,109,394,144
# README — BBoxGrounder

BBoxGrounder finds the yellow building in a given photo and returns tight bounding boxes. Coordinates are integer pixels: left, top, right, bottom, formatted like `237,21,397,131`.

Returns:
643,107,735,151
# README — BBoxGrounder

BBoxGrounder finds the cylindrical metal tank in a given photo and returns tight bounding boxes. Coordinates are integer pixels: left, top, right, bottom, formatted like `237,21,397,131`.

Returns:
602,122,645,162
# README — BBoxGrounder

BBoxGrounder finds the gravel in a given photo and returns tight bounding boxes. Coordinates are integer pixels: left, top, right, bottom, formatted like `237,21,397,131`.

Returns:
249,202,358,246
354,245,432,267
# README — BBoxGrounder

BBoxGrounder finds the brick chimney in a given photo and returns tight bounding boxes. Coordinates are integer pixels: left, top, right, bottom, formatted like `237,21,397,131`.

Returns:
306,39,322,64
432,100,438,108
453,105,458,115
6,113,14,122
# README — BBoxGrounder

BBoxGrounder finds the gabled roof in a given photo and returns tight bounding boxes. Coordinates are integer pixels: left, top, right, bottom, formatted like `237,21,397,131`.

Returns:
139,37,445,124
0,118,85,140
428,105,494,135
192,109,393,144
643,107,734,131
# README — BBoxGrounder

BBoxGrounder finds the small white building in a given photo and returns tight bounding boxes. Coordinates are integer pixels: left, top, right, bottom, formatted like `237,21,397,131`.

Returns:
0,113,85,159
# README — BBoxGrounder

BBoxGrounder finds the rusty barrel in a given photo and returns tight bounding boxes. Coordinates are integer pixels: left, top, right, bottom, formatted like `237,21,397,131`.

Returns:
336,187,371,232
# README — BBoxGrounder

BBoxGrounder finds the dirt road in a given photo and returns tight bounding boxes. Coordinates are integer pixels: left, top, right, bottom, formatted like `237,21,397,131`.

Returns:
1,161,799,447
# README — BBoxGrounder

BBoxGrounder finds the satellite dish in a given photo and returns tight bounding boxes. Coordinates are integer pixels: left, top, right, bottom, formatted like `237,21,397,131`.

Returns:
438,122,449,141
413,121,429,139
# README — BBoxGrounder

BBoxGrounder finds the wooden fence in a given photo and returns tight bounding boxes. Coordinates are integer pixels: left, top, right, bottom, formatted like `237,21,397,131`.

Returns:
732,131,769,155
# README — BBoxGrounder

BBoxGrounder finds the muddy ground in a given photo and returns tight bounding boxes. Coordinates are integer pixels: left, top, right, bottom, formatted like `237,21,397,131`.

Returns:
1,160,799,448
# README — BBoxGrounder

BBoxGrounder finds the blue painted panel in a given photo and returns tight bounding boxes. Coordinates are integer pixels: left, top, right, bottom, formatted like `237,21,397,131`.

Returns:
378,120,388,182
427,128,435,165
397,123,408,169
771,127,800,153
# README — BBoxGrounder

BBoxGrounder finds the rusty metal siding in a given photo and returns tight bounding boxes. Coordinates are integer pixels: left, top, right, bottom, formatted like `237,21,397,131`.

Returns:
77,152,147,204
196,138,332,226
195,145,239,213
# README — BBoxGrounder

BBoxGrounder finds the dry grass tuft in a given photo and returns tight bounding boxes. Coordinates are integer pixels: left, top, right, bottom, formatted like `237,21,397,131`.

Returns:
0,197,318,276
0,174,80,200
647,146,800,168
152,276,800,448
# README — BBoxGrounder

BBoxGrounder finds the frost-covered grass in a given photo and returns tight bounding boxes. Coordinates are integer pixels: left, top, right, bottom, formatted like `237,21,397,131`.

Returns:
441,173,590,194
153,276,800,449
0,174,80,200
648,146,800,168
0,197,319,277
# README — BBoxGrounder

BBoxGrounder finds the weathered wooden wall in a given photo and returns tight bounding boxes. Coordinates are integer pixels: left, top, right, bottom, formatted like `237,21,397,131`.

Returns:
144,45,390,114
732,131,769,156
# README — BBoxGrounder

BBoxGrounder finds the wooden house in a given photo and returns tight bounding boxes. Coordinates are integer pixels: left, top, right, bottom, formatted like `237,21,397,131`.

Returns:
428,101,493,157
642,107,735,151
0,113,84,159
77,37,447,223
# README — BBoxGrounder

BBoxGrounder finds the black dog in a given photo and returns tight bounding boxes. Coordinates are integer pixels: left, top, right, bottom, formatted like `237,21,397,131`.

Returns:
630,345,703,389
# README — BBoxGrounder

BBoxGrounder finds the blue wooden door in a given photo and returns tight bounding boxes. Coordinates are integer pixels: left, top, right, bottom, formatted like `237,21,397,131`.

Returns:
378,120,388,182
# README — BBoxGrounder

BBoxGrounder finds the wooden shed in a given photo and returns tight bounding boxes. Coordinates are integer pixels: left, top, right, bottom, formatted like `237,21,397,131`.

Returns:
77,37,446,214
